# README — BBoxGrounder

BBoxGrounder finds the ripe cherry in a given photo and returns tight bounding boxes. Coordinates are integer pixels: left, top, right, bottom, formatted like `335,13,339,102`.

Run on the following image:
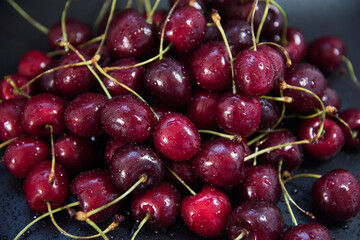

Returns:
0,97,26,142
281,222,334,240
261,3,284,41
0,74,33,101
259,98,280,130
17,50,52,79
339,108,360,149
283,27,307,63
222,20,252,54
320,86,341,111
226,1,265,30
104,138,125,166
165,160,200,190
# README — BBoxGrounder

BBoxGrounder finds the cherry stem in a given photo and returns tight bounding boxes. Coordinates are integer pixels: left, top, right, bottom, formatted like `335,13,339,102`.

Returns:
198,129,242,143
13,201,80,240
44,124,55,185
234,230,247,240
143,0,151,17
61,0,72,52
327,112,358,139
85,218,109,240
256,0,269,43
126,0,133,8
283,173,322,184
268,0,287,46
342,55,360,88
93,0,112,33
131,214,151,240
146,0,161,23
0,137,18,149
249,0,259,51
6,0,49,34
135,0,145,13
211,11,236,95
260,95,293,103
256,42,292,67
166,166,196,196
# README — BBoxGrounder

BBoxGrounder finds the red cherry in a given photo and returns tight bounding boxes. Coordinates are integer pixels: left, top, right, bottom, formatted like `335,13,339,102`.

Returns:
17,50,52,79
0,74,33,101
104,138,125,166
281,222,334,240
339,108,360,149
283,27,307,63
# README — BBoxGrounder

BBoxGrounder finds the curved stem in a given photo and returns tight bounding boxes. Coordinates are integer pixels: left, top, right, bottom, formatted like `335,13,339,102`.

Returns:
146,0,161,23
198,130,241,143
268,0,287,46
93,0,112,33
257,41,292,67
131,214,151,240
126,0,133,8
250,0,259,51
166,166,196,196
283,173,322,184
0,137,18,149
47,125,55,185
256,0,269,43
61,0,72,52
342,55,360,88
234,230,247,240
328,112,358,139
85,219,109,240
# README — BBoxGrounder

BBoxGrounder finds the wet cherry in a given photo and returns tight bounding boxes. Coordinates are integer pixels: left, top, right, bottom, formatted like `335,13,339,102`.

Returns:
281,222,334,240
17,50,52,79
339,108,360,149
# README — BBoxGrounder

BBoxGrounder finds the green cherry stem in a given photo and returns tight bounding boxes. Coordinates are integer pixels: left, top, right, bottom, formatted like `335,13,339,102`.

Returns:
256,41,292,67
260,95,293,103
126,0,134,8
61,0,72,52
166,166,196,196
0,137,18,149
85,219,109,240
234,230,247,240
146,0,161,23
93,0,112,33
327,112,358,139
342,55,360,88
250,0,259,51
143,0,151,16
131,214,151,240
283,173,322,184
256,0,269,43
46,124,55,185
198,130,242,143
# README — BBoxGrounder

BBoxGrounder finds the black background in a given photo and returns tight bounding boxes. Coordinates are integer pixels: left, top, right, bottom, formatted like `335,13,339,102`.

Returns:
0,0,360,239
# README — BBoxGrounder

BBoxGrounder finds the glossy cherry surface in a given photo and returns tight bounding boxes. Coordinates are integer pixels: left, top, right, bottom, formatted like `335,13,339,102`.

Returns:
320,86,341,111
259,98,280,130
283,27,307,63
17,50,52,79
0,74,33,101
223,20,252,54
339,108,360,149
0,97,26,141
104,138,125,166
281,222,334,240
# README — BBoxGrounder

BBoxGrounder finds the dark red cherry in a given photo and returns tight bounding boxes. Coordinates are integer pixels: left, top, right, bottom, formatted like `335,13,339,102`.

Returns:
21,93,66,137
281,222,334,240
3,136,50,179
320,86,341,111
284,63,327,114
144,58,192,108
308,36,347,73
187,89,220,130
23,161,69,213
312,169,360,220
226,1,265,30
17,50,52,79
102,58,144,96
104,138,125,166
168,0,207,10
107,9,156,58
257,130,303,171
204,17,219,43
0,74,33,101
165,160,199,189
158,6,206,53
47,18,91,50
100,95,155,143
0,97,27,142
222,20,252,54
259,98,280,130
215,92,261,137
261,3,284,40
283,27,307,63
298,117,345,160
71,169,122,223
189,41,232,91
227,201,284,240
36,67,58,94
110,144,164,194
237,164,281,204
234,49,275,97
143,10,167,26
64,93,107,137
181,185,232,238
131,182,180,228
153,113,201,161
54,135,97,176
83,43,113,67
339,108,360,149
192,138,245,189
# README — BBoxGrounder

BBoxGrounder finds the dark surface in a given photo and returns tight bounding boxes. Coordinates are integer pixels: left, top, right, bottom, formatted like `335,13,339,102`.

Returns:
0,0,360,239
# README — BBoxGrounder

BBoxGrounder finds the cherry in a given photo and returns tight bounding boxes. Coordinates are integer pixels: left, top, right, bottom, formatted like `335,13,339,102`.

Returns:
261,3,284,41
17,50,52,79
312,168,360,220
257,130,303,171
153,113,201,161
236,164,281,204
234,49,275,97
131,182,180,228
110,144,164,194
144,57,191,108
36,68,58,94
298,117,345,160
54,134,97,176
215,92,261,137
71,169,122,223
281,222,334,240
308,36,347,73
47,18,91,50
339,108,360,149
320,86,341,111
189,41,232,92
165,160,200,189
181,185,232,238
0,74,33,101
222,20,252,54
204,17,219,43
0,97,27,142
3,136,50,178
104,138,125,166
100,95,155,143
226,0,265,30
21,93,66,137
259,98,280,130
83,42,113,67
102,58,144,96
158,6,206,53
23,161,69,213
64,93,107,137
107,9,156,58
227,201,284,240
192,138,245,189
168,0,207,10
283,27,307,63
144,10,167,26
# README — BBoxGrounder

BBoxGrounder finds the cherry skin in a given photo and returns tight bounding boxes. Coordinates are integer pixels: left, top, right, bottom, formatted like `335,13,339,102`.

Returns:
236,164,281,204
0,97,27,141
104,138,125,166
64,93,107,137
189,42,232,92
143,9,167,27
21,93,66,137
83,42,113,67
47,18,91,50
222,20,252,54
227,201,284,240
215,92,261,137
192,138,245,189
0,74,33,101
298,117,345,160
153,113,201,161
261,3,284,41
339,108,360,149
226,1,265,31
17,50,52,79
131,182,180,228
165,160,200,189
71,169,122,223
259,98,280,130
144,58,192,108
234,49,275,97
312,168,360,221
110,144,164,194
23,161,69,213
181,185,232,238
100,95,156,143
168,0,207,11
3,136,50,179
320,86,341,111
283,27,307,63
281,222,334,240
107,9,156,58
36,69,58,94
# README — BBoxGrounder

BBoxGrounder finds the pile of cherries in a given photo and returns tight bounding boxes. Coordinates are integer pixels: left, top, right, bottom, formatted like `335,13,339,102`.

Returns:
1,0,360,239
